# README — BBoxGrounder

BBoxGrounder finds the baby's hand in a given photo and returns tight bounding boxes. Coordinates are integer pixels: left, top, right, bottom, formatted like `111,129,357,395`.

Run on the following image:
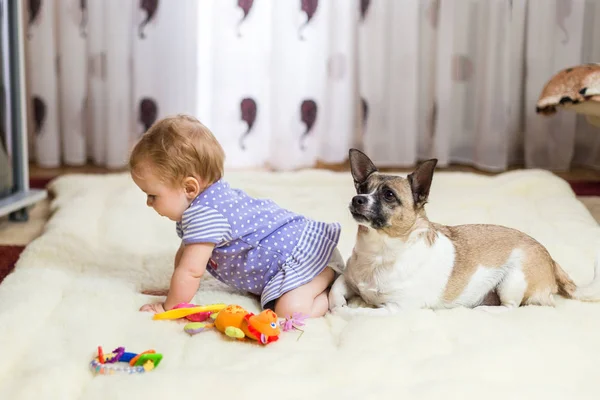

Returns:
140,302,165,314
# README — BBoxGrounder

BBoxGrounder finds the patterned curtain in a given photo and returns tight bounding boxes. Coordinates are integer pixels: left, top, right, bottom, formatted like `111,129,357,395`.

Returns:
24,0,600,172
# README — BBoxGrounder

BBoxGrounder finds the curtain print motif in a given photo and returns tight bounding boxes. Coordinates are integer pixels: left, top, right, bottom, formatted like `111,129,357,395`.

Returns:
361,97,368,130
79,0,87,38
427,0,439,29
429,102,437,140
237,0,254,37
138,98,158,135
556,0,572,45
426,0,439,153
32,97,46,137
359,0,369,139
300,100,317,150
139,0,159,39
360,0,370,21
64,0,86,40
27,0,42,38
299,0,318,40
239,98,257,150
451,54,473,82
88,52,106,81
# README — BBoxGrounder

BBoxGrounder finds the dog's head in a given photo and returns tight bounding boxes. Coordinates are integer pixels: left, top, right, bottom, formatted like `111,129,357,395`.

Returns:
348,149,437,237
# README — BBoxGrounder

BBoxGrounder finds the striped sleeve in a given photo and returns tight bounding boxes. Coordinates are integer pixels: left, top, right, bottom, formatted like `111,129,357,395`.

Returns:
180,205,231,245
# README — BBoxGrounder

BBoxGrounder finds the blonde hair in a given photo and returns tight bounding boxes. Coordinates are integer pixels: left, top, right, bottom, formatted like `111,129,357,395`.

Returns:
129,114,225,186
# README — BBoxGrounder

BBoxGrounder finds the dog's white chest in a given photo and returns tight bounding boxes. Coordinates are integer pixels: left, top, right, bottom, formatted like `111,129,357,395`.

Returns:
347,232,456,309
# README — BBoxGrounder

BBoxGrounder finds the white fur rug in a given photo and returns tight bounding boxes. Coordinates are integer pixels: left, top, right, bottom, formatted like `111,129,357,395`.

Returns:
1,169,600,400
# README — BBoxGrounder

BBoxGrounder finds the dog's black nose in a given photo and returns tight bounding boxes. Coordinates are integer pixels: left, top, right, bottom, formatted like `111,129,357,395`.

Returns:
352,196,366,207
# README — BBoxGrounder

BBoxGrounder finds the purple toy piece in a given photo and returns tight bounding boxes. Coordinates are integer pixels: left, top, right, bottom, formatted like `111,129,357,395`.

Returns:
104,347,125,363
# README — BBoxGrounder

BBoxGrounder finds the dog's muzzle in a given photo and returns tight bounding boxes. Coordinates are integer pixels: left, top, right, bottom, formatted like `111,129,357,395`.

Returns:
352,195,367,208
349,195,370,220
349,194,386,229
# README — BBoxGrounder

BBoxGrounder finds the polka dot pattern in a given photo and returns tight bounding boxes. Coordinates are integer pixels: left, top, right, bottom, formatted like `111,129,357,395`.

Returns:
176,179,342,307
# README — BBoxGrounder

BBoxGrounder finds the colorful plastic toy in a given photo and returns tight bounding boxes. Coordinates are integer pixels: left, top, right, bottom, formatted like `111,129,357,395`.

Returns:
183,304,281,345
152,303,227,321
89,346,162,375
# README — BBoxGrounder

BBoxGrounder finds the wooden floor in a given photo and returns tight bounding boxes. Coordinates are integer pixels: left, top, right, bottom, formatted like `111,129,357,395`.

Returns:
29,163,128,178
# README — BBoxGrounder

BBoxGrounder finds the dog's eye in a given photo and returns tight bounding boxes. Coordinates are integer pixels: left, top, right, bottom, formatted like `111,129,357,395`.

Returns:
383,190,395,201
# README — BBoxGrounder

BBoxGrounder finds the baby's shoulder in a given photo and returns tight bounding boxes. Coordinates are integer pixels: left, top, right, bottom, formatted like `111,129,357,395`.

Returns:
199,179,296,217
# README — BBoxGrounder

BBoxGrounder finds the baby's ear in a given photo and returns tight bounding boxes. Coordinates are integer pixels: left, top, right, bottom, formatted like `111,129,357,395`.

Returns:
183,177,201,198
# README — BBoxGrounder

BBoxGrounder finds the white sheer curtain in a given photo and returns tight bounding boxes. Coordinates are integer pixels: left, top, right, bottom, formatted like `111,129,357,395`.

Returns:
195,0,357,170
24,0,600,172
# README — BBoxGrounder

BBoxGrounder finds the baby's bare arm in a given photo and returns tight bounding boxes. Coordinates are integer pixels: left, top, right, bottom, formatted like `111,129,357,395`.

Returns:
163,242,214,310
174,242,184,269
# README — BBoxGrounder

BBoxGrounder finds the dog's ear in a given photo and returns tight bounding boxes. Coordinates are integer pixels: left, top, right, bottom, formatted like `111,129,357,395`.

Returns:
407,159,437,207
349,148,378,185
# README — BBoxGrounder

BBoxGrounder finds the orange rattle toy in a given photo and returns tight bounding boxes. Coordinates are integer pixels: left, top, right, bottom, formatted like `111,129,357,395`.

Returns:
183,304,280,345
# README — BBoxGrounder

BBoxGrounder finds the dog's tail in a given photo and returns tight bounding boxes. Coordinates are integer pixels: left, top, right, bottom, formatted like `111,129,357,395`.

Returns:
554,251,600,301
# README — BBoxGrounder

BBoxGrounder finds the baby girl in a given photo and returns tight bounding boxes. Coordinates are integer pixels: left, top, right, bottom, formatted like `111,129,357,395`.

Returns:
129,114,344,318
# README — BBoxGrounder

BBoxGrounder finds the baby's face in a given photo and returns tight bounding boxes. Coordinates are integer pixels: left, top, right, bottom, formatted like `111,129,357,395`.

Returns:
132,166,191,222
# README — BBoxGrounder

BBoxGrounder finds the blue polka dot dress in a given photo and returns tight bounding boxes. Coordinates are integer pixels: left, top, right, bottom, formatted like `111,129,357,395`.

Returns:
175,179,341,309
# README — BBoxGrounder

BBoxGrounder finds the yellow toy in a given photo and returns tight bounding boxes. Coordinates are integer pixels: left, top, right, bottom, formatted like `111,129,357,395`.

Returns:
183,304,281,345
152,303,227,320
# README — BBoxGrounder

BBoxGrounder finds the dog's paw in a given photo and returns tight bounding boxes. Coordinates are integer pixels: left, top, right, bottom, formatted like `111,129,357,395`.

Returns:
328,295,347,311
330,305,347,314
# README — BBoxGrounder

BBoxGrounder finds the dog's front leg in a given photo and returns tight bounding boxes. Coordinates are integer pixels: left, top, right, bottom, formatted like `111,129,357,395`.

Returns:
328,275,354,311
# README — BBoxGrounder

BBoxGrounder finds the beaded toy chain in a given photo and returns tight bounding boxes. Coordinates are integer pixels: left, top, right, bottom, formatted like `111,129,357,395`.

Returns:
89,346,163,375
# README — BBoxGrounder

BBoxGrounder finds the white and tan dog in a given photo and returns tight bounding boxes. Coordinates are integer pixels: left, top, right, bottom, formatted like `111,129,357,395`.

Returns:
329,149,600,316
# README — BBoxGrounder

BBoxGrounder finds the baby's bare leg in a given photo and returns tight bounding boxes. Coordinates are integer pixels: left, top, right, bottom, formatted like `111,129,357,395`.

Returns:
274,267,335,318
